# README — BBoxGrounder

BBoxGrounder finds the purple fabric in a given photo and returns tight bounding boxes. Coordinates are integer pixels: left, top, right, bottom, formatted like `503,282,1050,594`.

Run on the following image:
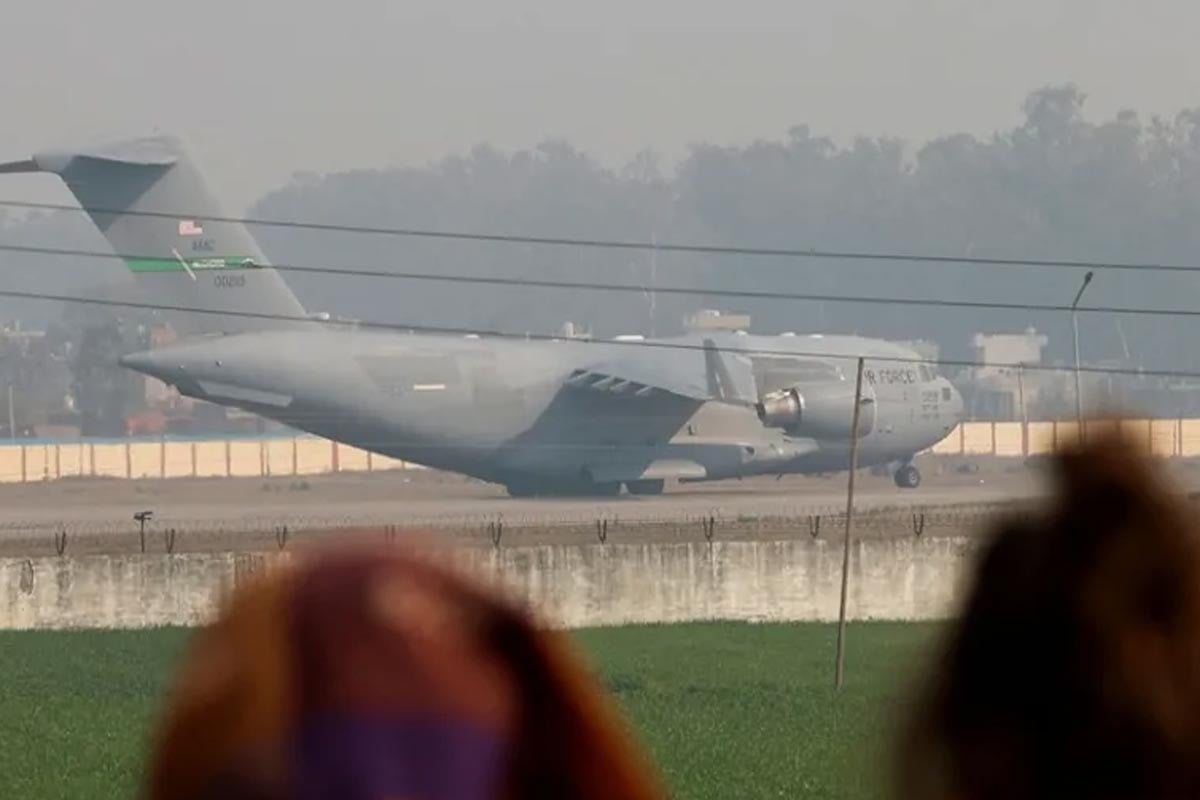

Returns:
291,714,509,800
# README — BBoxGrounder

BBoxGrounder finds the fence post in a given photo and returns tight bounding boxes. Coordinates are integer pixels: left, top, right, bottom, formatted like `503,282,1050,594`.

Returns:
134,511,153,554
835,356,866,691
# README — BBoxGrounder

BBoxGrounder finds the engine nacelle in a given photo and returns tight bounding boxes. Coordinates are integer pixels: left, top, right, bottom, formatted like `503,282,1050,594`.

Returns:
756,381,876,438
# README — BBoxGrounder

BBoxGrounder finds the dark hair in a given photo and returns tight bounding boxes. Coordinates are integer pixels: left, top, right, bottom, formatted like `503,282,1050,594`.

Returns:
896,433,1200,800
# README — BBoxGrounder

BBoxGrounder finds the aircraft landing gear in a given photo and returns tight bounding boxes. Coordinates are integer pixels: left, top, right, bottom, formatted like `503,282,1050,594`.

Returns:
505,479,621,498
505,483,538,499
625,479,665,496
894,463,921,489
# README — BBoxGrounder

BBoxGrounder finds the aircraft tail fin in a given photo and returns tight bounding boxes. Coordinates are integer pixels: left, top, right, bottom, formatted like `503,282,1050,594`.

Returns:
0,135,308,335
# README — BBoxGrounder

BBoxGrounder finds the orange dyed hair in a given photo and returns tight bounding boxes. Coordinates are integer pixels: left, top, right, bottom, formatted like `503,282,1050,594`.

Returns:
146,545,665,800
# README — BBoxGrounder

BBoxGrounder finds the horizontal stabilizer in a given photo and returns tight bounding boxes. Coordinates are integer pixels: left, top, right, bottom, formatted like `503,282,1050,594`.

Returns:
33,137,181,172
0,159,39,174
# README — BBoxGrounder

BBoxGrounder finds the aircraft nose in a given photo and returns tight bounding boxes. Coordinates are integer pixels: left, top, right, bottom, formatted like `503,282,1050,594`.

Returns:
119,350,150,370
120,349,162,375
120,349,185,386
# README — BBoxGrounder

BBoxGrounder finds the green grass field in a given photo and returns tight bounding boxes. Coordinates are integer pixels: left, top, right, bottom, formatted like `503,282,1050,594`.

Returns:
0,622,937,799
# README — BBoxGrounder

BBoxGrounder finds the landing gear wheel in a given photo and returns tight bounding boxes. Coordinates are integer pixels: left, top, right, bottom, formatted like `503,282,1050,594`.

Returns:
625,479,665,496
894,464,921,489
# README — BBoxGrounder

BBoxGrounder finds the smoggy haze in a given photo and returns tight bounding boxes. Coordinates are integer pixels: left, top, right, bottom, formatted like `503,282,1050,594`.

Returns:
3,1,1198,208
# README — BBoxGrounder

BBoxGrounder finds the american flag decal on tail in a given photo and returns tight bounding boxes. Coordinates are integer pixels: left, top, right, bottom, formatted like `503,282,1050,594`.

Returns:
178,220,203,236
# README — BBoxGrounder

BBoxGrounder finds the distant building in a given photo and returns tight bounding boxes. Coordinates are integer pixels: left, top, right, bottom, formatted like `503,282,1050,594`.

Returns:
684,309,751,333
958,327,1071,420
894,338,941,365
557,321,591,339
148,322,178,349
0,320,47,351
970,327,1048,373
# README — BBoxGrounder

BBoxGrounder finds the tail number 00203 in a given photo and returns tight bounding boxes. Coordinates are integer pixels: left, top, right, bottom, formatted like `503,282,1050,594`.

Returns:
214,275,246,288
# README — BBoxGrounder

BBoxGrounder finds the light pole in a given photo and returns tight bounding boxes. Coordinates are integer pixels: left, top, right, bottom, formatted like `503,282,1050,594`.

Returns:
1071,271,1094,432
1016,363,1028,457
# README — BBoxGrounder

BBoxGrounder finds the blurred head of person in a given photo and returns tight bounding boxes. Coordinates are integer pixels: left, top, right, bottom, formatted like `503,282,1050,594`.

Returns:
896,432,1200,800
145,542,664,800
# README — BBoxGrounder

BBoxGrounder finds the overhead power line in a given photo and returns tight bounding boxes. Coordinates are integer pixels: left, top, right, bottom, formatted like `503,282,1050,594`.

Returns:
2,197,1200,276
1,284,1198,382
3,241,1200,319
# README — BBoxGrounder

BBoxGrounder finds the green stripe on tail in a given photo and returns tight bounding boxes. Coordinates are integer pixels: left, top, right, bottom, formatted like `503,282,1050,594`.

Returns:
125,257,260,273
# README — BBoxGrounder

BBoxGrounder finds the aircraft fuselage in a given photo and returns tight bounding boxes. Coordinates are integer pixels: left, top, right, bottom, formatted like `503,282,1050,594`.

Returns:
122,329,963,493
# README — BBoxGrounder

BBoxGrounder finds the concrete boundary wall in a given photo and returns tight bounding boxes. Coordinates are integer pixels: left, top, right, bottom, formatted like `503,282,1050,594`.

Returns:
0,419,1194,485
0,438,416,484
0,537,974,630
931,418,1193,458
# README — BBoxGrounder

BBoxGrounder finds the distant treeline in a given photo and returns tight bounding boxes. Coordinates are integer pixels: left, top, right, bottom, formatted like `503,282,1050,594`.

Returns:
8,85,1200,370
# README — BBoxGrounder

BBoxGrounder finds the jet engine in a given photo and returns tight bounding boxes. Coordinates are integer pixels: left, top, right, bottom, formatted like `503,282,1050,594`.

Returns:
755,380,876,438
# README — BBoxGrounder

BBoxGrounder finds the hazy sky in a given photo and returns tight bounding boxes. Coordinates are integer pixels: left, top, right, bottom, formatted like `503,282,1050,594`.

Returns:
4,1,1200,210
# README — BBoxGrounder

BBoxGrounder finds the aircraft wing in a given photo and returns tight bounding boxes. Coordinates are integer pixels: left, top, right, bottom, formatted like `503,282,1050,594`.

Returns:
564,338,758,404
562,363,709,402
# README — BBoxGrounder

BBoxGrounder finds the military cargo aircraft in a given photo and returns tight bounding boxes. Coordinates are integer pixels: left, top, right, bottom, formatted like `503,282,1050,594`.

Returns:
1,136,963,496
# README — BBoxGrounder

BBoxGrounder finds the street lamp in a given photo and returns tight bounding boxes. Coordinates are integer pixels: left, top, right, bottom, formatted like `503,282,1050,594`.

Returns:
1071,271,1094,431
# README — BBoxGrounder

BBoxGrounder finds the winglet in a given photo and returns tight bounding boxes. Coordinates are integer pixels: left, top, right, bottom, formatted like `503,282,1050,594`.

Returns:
703,338,756,404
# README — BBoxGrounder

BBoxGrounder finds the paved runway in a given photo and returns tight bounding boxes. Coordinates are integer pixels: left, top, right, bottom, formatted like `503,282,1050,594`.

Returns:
0,463,1039,538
